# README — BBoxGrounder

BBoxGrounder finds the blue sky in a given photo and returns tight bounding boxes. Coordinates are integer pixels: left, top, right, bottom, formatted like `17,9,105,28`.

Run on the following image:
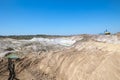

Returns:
0,0,120,35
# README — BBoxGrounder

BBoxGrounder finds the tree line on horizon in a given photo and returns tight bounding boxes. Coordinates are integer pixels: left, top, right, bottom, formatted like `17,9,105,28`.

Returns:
0,34,70,39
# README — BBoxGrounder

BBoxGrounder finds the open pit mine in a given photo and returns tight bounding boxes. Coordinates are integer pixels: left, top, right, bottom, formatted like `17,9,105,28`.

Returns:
0,33,120,80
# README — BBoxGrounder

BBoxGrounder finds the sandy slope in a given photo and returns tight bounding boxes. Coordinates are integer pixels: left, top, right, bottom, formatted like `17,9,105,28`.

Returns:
0,35,120,80
37,41,120,80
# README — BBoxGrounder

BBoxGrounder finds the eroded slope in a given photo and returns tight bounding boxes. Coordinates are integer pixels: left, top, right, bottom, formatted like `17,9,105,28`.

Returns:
0,34,120,80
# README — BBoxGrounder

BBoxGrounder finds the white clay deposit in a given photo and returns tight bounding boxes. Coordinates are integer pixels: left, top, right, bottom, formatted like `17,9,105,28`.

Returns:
30,38,76,46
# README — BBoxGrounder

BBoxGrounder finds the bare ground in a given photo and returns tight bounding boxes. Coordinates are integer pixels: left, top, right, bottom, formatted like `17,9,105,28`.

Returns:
0,34,120,80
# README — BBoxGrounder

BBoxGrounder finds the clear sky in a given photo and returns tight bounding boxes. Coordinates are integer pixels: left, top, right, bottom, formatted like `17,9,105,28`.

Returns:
0,0,120,35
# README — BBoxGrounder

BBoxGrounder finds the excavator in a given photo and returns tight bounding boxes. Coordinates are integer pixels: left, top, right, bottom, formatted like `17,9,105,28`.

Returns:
104,29,111,35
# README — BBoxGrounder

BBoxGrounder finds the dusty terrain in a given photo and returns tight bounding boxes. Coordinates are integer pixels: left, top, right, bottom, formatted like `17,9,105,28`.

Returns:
0,34,120,80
